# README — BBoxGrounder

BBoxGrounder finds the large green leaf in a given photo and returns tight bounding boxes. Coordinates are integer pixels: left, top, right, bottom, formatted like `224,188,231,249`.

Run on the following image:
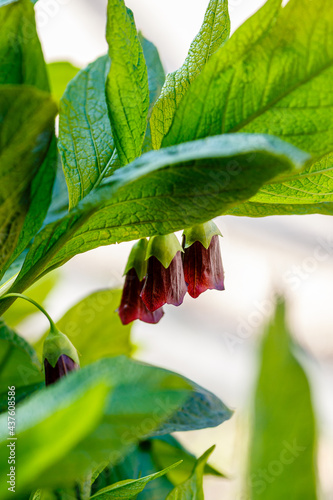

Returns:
59,56,119,209
0,319,42,395
250,300,317,500
90,461,181,499
47,61,80,104
0,0,58,272
163,0,333,215
150,0,230,149
59,34,164,208
0,86,57,278
105,0,149,165
34,289,133,365
0,356,226,495
0,134,309,305
0,0,49,90
0,377,108,499
166,447,215,499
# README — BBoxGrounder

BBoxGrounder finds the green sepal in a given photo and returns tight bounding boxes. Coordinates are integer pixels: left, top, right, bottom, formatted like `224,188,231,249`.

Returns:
123,238,148,282
146,234,183,269
42,327,80,368
183,221,222,250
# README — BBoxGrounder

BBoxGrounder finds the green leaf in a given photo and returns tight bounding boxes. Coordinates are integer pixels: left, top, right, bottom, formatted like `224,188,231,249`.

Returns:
139,34,165,116
44,153,70,224
3,273,57,328
140,34,165,154
163,0,333,215
227,200,333,217
47,61,80,104
106,1,149,165
250,300,317,500
0,0,49,90
151,0,230,149
0,319,42,395
34,289,133,365
0,356,200,495
166,446,215,499
3,134,309,301
59,56,119,209
0,378,108,499
0,85,57,278
151,436,224,486
90,461,182,499
6,137,58,271
91,442,175,500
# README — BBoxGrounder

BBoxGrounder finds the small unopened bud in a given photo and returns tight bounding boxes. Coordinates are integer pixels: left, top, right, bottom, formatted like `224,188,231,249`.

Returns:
43,328,80,386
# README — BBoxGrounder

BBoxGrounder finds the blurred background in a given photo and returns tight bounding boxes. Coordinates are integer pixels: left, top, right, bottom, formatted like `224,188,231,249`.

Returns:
16,0,333,497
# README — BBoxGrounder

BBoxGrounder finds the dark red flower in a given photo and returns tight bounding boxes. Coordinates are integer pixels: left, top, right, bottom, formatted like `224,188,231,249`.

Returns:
141,252,187,312
183,235,225,298
44,354,79,386
118,268,164,325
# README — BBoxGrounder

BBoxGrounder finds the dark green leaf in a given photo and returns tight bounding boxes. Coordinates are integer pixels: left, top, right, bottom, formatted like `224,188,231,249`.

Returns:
0,0,49,90
151,0,230,149
6,137,58,271
0,85,57,278
106,1,149,165
166,446,215,499
34,289,133,365
250,300,317,499
92,443,174,500
0,357,195,495
5,134,309,300
58,56,119,208
163,0,333,215
90,461,181,499
47,61,80,104
151,435,224,485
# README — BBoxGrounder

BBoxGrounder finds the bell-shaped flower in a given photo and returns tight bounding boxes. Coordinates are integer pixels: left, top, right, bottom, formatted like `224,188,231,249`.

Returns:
118,239,164,325
43,327,80,386
182,221,225,298
141,234,187,312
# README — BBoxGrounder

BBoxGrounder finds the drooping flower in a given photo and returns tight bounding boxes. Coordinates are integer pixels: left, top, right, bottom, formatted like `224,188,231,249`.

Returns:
182,221,225,298
118,239,164,325
44,355,79,386
43,328,80,386
141,234,187,312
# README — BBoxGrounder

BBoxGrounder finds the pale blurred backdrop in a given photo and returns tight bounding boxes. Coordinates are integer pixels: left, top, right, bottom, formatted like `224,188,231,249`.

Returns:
18,0,333,498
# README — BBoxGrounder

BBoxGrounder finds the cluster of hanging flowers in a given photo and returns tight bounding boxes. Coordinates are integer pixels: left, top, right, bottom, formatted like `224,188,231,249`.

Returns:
118,221,225,325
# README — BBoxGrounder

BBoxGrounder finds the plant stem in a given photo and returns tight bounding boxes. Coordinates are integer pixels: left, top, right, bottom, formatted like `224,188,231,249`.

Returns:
0,293,57,332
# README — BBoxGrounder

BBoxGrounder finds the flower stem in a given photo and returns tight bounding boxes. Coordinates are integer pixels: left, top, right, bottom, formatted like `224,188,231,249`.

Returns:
0,293,57,332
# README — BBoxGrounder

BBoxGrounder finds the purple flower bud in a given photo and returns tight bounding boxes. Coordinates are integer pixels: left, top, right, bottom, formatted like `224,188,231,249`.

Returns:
44,354,79,386
118,268,164,325
183,235,225,298
141,252,187,312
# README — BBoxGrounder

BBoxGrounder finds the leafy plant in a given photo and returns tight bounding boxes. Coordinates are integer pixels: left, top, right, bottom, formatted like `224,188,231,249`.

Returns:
0,0,330,497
